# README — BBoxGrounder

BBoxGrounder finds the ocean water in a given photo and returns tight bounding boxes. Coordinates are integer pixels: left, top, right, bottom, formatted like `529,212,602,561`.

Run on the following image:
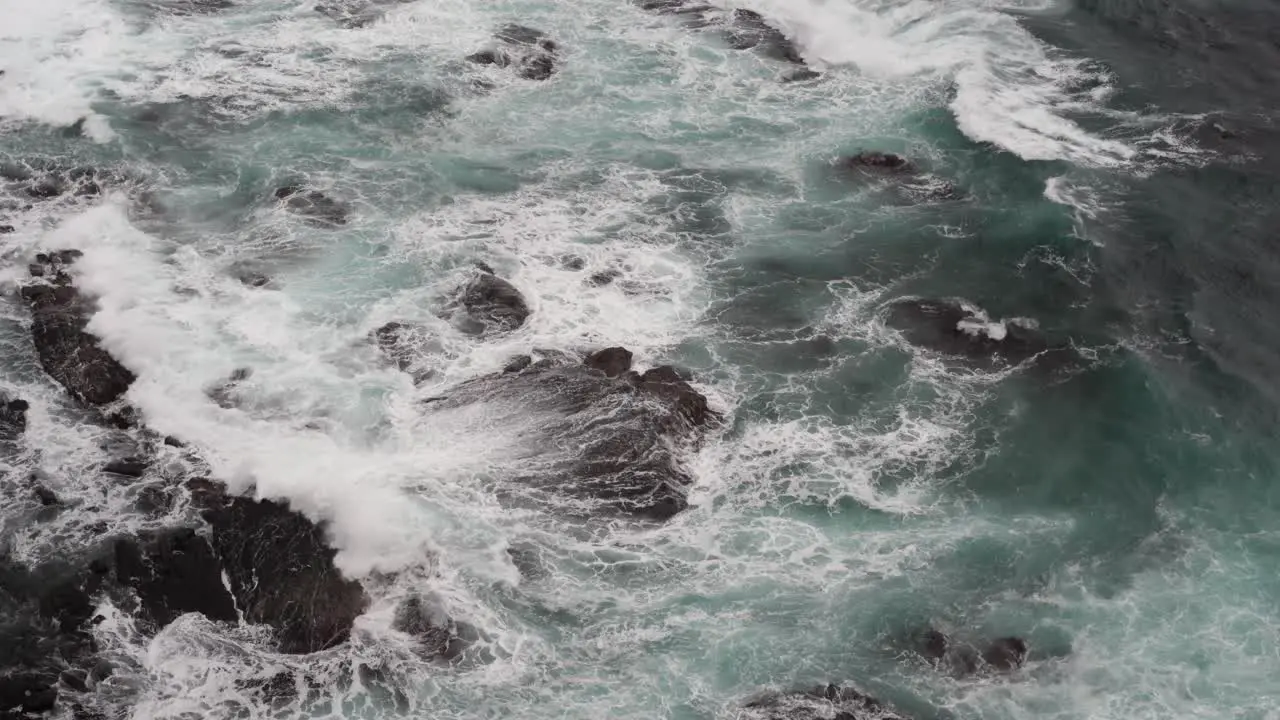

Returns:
1,0,1278,718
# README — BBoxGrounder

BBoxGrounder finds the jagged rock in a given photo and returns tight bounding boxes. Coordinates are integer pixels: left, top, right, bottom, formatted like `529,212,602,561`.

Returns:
885,298,1075,371
467,24,560,81
1,164,112,202
584,347,633,378
32,486,59,507
21,253,136,406
194,482,369,653
743,684,908,720
425,349,716,519
111,529,237,630
456,270,531,334
273,186,349,227
391,594,473,660
0,672,58,716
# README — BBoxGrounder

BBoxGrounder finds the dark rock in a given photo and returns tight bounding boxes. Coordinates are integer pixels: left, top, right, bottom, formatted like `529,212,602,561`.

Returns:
32,485,59,506
918,628,949,664
426,351,717,519
586,269,621,287
391,594,471,660
196,483,369,653
59,669,88,693
637,366,713,428
111,529,238,630
237,271,271,288
458,271,530,334
465,50,509,67
503,355,533,374
0,396,28,439
21,253,136,406
470,24,559,81
0,672,58,716
0,225,14,234
843,151,914,174
163,436,185,448
782,69,821,83
584,347,633,378
103,458,147,478
726,9,805,64
982,637,1028,671
885,298,1073,371
207,368,251,409
561,255,586,271
273,186,349,228
743,684,908,720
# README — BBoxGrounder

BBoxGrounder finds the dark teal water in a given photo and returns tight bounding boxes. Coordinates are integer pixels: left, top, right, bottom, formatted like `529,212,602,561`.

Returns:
1,0,1278,718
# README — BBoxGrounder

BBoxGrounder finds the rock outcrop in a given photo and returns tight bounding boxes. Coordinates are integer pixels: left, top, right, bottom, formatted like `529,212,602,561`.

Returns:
425,348,715,519
273,186,350,228
912,628,1029,676
450,269,531,335
21,252,136,406
466,24,560,81
742,684,909,720
633,1,809,68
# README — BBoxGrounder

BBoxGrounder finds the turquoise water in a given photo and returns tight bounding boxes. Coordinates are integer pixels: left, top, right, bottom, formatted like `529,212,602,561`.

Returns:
1,0,1278,718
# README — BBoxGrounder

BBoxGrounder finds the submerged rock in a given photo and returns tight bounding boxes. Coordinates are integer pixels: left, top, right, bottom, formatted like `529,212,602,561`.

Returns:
0,163,114,202
467,24,560,81
425,349,716,519
842,151,915,174
273,186,350,227
21,252,137,406
454,270,531,334
743,684,908,720
372,322,437,380
911,628,1029,676
391,594,473,660
885,298,1074,371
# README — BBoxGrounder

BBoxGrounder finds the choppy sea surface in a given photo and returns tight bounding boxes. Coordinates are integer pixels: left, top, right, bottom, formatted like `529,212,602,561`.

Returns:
2,0,1279,718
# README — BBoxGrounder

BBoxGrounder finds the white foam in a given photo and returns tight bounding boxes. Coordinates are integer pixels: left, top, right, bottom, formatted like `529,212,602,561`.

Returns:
725,0,1136,166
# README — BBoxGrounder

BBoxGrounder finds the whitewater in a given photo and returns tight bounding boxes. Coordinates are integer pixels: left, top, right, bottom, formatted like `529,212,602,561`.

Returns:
1,0,1277,719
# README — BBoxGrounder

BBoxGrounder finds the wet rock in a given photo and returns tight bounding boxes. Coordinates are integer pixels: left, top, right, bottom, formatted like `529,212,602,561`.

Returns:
561,255,586,271
21,253,137,406
726,9,806,64
195,482,369,653
0,225,14,234
586,269,621,287
32,485,59,507
503,354,533,374
584,347,633,378
314,0,383,27
111,529,238,630
743,684,908,720
456,270,531,334
911,628,1028,676
468,24,560,81
103,458,148,478
842,151,915,174
782,68,822,83
0,671,58,716
273,186,349,227
885,298,1074,371
0,396,28,440
392,594,472,660
426,349,717,519
982,637,1028,671
207,368,252,409
372,322,435,379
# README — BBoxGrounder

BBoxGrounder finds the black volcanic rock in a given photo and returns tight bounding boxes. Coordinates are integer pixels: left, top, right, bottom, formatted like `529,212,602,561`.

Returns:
273,186,349,227
21,252,136,406
425,349,717,519
195,483,368,653
455,270,531,334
